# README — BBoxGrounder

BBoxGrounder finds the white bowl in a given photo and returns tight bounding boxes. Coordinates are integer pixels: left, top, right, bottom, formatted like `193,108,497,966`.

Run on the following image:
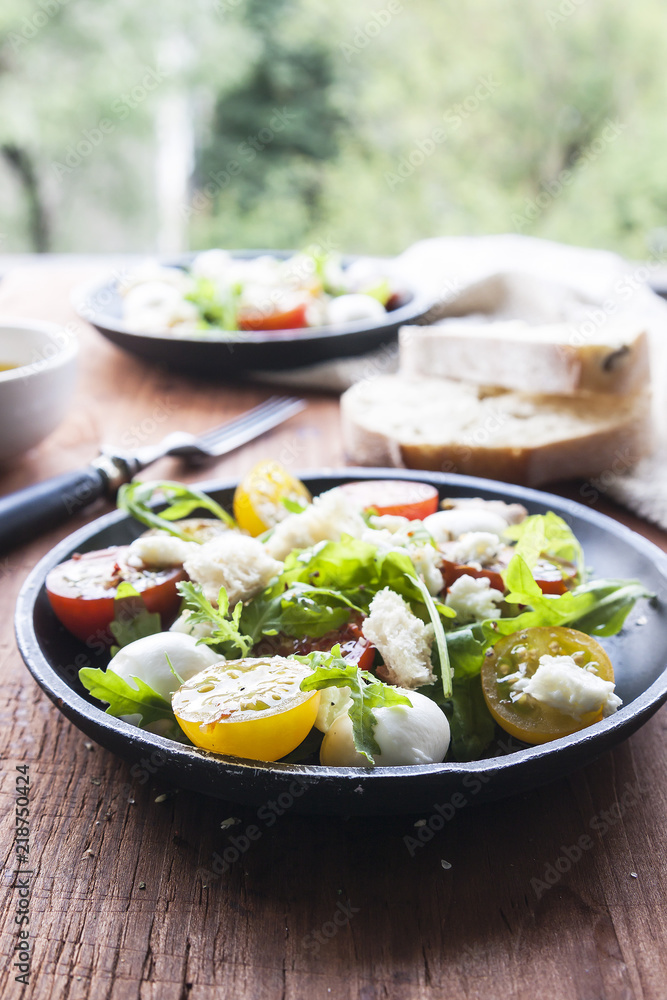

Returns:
0,320,79,463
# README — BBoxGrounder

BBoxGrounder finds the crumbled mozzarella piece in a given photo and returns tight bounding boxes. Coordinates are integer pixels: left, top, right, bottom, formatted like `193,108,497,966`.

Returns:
361,517,444,597
190,248,233,281
123,281,199,331
184,533,282,606
514,654,622,719
362,588,435,689
327,293,386,325
445,574,505,622
126,534,198,570
446,531,504,568
169,610,215,640
409,545,445,596
320,689,450,766
264,488,367,560
424,508,510,542
368,514,411,533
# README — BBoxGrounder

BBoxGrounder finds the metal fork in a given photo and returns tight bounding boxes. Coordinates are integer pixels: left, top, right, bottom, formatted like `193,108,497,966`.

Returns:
0,396,306,553
105,396,307,472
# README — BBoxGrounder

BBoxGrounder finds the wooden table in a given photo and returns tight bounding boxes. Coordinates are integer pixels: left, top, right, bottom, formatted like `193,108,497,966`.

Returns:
1,262,667,1000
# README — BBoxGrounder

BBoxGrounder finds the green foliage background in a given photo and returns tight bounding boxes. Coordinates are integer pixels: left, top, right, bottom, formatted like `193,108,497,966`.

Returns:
1,0,666,257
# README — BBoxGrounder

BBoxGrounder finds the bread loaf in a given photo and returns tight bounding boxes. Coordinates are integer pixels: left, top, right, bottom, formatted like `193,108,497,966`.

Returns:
400,320,650,396
340,375,652,486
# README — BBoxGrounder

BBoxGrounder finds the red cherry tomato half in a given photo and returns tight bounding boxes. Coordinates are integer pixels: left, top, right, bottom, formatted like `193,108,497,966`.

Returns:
257,618,376,671
45,545,186,645
531,559,578,595
238,302,309,331
336,480,440,521
335,620,376,671
442,558,577,598
441,560,505,594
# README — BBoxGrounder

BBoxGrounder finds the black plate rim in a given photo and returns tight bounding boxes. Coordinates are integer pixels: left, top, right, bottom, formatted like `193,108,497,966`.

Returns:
14,467,667,793
71,250,433,348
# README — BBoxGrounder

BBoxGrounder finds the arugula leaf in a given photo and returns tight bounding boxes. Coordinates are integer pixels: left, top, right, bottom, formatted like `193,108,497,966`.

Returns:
118,480,236,540
109,582,162,655
299,645,411,765
177,581,254,656
410,572,452,699
503,512,584,578
78,666,184,740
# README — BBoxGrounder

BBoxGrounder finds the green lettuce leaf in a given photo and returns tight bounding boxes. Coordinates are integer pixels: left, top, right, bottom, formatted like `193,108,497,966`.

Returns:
299,646,411,765
503,511,584,578
252,536,454,691
118,480,235,540
445,622,493,679
277,535,454,619
494,553,652,639
445,675,496,761
241,580,361,642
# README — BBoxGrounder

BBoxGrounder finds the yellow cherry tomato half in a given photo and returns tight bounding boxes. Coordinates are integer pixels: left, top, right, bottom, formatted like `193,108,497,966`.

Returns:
481,626,615,745
233,460,312,536
172,656,320,761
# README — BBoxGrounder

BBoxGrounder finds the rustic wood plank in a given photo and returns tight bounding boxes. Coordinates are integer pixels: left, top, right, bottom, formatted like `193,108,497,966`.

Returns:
1,262,667,999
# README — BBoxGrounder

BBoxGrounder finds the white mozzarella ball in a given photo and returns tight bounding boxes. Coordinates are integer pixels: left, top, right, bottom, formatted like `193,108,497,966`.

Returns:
327,294,386,326
119,262,189,295
342,258,389,293
319,689,450,767
110,632,221,701
190,249,233,281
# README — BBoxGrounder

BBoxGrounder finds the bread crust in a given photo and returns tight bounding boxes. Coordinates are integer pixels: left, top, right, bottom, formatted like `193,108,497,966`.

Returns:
341,375,653,487
400,322,651,397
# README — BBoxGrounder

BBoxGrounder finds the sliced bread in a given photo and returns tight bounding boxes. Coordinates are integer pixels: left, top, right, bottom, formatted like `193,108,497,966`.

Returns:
340,374,653,486
399,320,650,396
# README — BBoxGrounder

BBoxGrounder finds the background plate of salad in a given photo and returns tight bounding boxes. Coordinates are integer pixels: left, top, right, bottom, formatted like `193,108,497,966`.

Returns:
73,249,431,375
15,469,667,816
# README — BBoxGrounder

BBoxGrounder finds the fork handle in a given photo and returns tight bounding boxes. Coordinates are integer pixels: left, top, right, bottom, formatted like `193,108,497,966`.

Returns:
0,460,128,553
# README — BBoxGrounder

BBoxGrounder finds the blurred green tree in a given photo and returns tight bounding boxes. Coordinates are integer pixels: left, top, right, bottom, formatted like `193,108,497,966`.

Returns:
1,0,667,259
